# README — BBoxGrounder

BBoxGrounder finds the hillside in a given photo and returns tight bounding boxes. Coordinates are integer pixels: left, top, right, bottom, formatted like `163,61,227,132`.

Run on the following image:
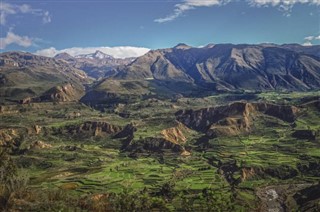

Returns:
114,44,320,91
0,47,320,211
0,52,90,103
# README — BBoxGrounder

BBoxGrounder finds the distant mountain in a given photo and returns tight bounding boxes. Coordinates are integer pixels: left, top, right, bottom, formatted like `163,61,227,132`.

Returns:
54,52,75,62
54,51,135,79
75,50,114,60
281,44,320,58
0,51,90,103
114,44,320,91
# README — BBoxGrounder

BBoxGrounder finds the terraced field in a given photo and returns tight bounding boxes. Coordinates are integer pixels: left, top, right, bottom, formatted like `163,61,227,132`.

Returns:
0,91,319,211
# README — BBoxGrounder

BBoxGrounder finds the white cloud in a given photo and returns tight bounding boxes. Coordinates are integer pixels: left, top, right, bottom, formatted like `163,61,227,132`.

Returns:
247,0,320,16
304,36,315,41
302,34,320,45
0,2,51,25
42,11,51,24
302,41,313,46
155,0,320,23
35,46,151,59
155,0,230,23
0,30,33,49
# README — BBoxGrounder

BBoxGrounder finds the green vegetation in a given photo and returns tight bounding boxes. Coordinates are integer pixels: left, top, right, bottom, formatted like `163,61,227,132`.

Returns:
0,91,319,211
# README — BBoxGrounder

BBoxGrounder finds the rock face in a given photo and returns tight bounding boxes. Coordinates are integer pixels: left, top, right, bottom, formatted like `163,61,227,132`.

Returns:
123,122,191,154
0,129,19,146
176,102,298,137
39,83,85,102
241,167,259,181
160,122,189,144
114,44,320,91
19,83,85,103
64,121,124,137
29,141,52,150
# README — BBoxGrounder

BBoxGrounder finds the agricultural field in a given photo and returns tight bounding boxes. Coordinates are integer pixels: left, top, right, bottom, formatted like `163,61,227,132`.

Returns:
0,91,320,211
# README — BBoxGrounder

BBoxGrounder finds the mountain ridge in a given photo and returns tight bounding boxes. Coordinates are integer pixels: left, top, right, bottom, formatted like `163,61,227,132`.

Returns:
113,43,320,91
53,51,135,79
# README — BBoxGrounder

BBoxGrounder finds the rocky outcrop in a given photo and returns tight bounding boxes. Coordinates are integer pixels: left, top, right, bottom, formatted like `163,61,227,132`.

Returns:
19,97,33,104
0,129,19,146
39,83,84,102
19,84,84,104
160,122,189,144
176,102,298,137
241,167,259,181
34,125,42,135
121,122,191,155
64,121,123,137
29,141,52,150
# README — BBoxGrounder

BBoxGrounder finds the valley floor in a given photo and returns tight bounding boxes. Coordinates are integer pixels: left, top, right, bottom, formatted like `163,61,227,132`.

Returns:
0,91,320,211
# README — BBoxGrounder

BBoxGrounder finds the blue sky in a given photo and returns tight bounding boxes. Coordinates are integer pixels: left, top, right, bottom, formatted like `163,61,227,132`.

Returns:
0,0,319,57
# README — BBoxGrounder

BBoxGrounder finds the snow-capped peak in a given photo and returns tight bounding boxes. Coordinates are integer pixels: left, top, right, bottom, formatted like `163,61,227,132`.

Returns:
75,50,114,60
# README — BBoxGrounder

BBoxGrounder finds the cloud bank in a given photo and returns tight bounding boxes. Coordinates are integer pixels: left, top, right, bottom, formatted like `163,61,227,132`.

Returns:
35,46,151,59
155,0,320,23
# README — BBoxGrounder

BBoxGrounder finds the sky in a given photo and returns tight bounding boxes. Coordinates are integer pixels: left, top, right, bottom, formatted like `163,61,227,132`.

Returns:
0,0,319,58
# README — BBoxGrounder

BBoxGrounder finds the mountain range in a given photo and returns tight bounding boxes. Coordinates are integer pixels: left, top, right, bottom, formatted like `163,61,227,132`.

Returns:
1,43,320,104
54,50,134,79
113,43,320,91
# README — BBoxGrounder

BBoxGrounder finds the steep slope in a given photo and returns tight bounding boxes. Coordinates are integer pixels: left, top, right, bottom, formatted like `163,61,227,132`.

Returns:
114,44,320,91
175,102,299,137
0,52,89,103
19,83,85,103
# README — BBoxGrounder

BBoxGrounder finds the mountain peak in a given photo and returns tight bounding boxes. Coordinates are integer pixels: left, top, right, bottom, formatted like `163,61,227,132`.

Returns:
54,52,74,60
174,43,191,49
93,50,113,59
75,50,114,60
204,43,215,48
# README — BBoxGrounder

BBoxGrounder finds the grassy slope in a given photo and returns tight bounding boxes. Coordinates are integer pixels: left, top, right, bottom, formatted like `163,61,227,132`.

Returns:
1,91,319,210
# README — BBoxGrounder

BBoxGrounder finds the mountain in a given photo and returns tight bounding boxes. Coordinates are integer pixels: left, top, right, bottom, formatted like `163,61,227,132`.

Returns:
113,44,320,91
75,50,114,60
54,51,135,79
282,44,320,58
0,51,89,103
53,52,76,62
